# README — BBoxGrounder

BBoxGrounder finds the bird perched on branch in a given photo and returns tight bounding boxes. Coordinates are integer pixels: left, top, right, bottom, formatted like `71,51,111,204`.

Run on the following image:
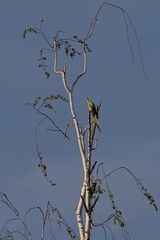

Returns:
86,98,101,132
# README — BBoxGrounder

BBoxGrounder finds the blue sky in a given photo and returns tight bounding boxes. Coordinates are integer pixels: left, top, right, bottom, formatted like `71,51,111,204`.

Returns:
0,0,160,239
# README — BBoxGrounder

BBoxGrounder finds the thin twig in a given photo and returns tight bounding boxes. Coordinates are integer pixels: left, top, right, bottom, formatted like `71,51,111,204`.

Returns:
71,41,87,90
85,1,149,80
26,103,69,140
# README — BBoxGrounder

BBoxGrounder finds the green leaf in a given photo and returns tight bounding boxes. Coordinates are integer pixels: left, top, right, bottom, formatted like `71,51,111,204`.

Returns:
45,71,50,79
65,47,69,57
22,30,27,39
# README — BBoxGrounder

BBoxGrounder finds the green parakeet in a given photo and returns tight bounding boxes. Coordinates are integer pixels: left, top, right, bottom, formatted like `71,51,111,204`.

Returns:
86,98,101,132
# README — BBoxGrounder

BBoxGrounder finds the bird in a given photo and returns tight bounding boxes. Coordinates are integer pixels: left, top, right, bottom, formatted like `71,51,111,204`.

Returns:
86,98,101,132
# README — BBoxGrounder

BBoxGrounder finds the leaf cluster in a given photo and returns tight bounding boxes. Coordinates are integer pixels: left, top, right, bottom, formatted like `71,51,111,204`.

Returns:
50,207,77,240
55,36,92,60
142,186,158,211
33,94,68,111
65,43,81,59
37,151,56,186
23,27,38,40
55,39,81,59
38,49,50,79
90,177,104,199
113,210,125,228
67,227,77,240
107,189,126,228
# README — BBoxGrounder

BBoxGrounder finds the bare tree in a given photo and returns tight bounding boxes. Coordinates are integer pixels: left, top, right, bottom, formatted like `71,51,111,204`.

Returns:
0,2,158,240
